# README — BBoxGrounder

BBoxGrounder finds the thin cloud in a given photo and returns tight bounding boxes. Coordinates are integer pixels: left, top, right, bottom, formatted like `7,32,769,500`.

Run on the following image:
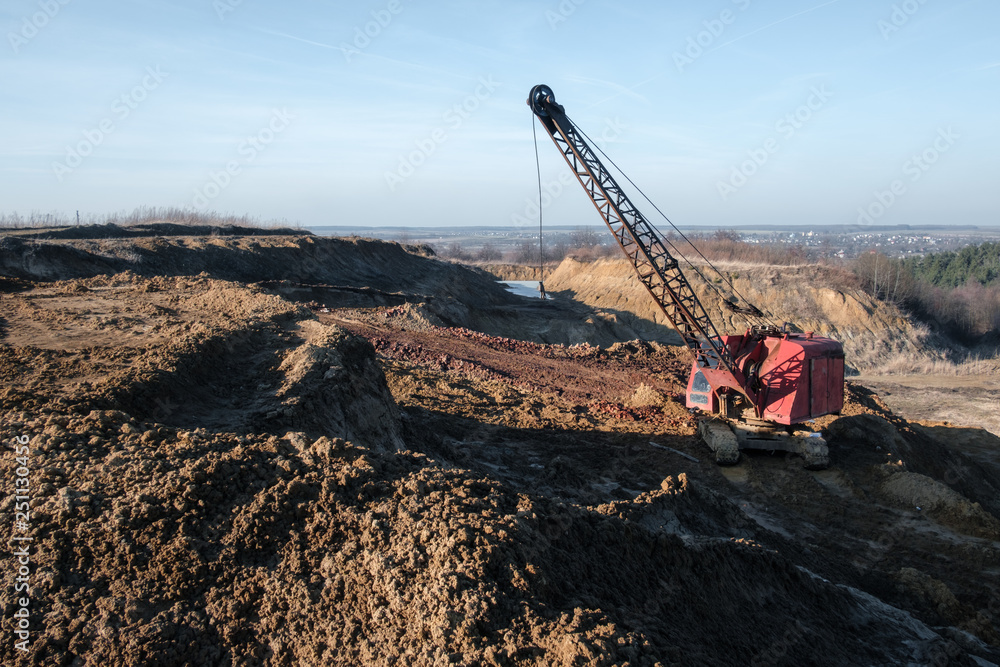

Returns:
579,0,844,114
707,0,843,54
251,27,481,83
586,73,661,110
253,27,340,50
565,76,649,105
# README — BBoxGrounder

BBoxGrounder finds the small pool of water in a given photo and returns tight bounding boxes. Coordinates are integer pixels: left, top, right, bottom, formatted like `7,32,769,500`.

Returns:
498,280,548,299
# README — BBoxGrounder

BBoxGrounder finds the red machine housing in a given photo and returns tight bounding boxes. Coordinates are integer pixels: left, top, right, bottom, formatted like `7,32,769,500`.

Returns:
686,332,844,425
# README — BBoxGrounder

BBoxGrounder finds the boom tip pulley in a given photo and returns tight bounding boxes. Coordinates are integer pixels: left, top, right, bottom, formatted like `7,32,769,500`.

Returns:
527,84,561,116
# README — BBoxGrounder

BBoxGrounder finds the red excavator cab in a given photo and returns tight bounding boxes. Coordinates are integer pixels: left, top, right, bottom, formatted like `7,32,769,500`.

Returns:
686,332,844,426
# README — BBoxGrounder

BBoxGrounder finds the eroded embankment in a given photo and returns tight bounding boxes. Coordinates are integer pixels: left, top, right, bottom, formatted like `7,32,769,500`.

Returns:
0,234,504,313
0,234,657,347
542,256,953,372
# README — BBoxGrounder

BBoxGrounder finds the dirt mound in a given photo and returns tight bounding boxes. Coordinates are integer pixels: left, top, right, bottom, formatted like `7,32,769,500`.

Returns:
626,383,668,407
879,471,1000,539
0,274,402,451
545,257,953,372
1,235,660,348
894,567,964,625
825,413,901,447
823,393,1000,532
881,471,964,511
0,236,508,310
0,409,979,666
329,318,695,437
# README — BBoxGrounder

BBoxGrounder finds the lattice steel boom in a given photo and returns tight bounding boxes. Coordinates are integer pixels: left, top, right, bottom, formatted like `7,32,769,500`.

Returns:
527,84,748,396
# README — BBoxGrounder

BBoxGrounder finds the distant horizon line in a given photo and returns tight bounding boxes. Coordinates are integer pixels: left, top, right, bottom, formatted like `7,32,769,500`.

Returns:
307,223,999,233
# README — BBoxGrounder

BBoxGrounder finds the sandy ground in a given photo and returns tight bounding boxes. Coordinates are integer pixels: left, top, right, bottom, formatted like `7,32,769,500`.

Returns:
0,236,999,665
855,374,1000,437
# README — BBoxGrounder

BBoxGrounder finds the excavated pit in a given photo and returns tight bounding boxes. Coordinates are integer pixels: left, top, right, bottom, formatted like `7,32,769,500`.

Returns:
1,233,998,666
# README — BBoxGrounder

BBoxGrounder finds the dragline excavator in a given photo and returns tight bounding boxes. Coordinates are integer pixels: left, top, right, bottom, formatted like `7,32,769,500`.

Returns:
527,84,844,469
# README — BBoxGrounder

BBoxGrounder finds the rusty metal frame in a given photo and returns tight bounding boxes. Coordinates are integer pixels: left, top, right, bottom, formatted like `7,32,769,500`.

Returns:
528,84,740,381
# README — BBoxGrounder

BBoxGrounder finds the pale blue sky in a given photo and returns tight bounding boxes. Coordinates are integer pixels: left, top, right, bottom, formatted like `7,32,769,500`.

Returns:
2,0,997,228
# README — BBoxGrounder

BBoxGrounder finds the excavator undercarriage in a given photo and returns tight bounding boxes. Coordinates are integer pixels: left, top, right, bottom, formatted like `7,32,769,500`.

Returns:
699,418,830,470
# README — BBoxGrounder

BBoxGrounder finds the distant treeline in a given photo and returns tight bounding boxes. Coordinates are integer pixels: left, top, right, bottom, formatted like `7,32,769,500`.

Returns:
854,241,1000,342
900,241,1000,288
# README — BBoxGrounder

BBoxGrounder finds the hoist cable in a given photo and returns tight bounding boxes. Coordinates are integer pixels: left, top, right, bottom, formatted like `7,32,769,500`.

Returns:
531,113,545,297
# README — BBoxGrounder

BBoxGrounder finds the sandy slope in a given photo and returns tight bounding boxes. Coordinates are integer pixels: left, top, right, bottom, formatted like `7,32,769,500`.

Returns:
542,256,953,372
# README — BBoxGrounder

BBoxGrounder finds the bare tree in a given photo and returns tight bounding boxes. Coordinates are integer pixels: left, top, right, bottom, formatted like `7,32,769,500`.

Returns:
511,240,536,264
443,241,471,261
569,226,601,249
712,229,741,242
476,242,501,262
